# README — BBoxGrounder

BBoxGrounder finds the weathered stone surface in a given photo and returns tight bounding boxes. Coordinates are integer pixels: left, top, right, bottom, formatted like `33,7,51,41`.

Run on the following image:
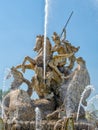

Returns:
32,98,55,119
4,120,95,130
60,57,91,117
3,89,55,121
74,122,95,130
3,89,35,121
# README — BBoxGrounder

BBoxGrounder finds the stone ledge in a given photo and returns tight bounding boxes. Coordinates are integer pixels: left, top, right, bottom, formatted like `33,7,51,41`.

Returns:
3,120,95,130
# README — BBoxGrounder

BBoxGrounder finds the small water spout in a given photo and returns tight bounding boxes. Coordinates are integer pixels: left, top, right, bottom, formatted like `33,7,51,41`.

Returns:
76,85,94,122
35,107,42,130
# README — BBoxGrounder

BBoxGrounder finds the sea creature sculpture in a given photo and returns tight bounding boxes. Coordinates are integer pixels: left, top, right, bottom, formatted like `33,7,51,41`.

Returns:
64,57,91,118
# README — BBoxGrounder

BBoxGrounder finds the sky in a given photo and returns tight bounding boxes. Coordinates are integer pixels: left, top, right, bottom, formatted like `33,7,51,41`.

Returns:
0,0,98,98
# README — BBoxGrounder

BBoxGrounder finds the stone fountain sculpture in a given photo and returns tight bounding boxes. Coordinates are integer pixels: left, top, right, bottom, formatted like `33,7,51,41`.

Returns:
2,31,95,130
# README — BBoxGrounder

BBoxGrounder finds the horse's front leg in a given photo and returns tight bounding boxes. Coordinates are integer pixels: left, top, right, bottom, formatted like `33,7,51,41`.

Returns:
22,56,36,65
15,64,27,73
21,56,36,72
21,56,28,72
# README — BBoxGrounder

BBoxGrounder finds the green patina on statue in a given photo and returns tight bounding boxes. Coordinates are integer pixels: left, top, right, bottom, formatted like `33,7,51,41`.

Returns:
0,117,4,130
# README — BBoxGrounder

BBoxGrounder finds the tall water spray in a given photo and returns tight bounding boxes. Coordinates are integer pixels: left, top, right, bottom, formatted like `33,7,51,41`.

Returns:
35,107,42,130
43,0,49,79
76,85,95,121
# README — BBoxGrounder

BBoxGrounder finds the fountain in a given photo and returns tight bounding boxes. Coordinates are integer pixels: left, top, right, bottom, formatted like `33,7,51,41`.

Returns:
0,9,97,129
0,30,97,130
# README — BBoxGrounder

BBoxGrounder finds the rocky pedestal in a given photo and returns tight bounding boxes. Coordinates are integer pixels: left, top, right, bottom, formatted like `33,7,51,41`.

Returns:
3,89,35,121
3,89,55,121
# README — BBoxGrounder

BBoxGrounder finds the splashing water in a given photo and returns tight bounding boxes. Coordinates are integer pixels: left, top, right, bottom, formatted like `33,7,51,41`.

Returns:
86,94,98,115
76,85,95,122
1,68,11,118
85,95,98,128
35,107,42,130
43,0,49,79
87,95,98,107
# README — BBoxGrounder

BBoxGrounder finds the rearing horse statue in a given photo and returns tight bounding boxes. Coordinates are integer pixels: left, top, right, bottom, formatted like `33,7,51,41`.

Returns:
15,35,53,72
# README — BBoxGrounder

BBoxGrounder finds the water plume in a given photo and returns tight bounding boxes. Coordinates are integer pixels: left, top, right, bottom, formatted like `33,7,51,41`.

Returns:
88,94,98,105
1,68,11,118
87,94,98,112
43,0,49,79
76,85,95,122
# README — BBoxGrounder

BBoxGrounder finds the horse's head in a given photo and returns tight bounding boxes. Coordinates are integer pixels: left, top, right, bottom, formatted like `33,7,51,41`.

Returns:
34,35,52,56
33,35,43,53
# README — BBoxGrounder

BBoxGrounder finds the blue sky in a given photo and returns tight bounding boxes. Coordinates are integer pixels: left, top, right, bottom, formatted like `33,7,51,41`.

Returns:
0,0,98,97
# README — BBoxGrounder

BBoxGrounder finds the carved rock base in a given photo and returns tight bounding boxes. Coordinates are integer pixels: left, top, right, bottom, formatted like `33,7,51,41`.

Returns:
3,120,96,130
